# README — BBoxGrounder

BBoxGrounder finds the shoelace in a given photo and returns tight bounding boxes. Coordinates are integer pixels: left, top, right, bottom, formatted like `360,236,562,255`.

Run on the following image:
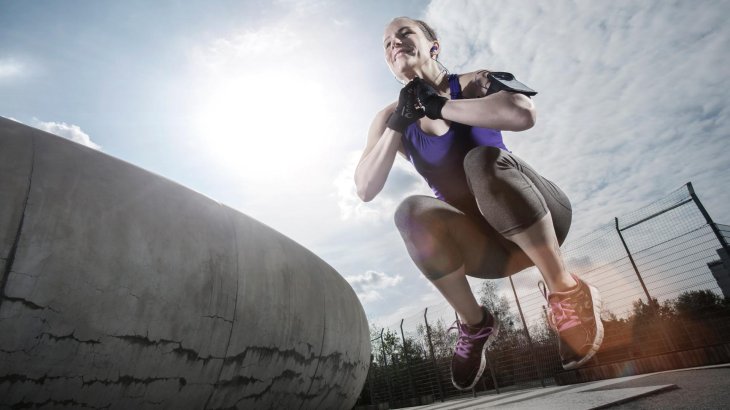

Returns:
448,321,493,359
539,280,580,332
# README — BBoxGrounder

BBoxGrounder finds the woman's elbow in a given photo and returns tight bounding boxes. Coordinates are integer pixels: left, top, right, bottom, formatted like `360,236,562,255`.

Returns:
518,107,536,131
497,93,535,131
355,180,376,202
357,188,373,202
506,103,536,131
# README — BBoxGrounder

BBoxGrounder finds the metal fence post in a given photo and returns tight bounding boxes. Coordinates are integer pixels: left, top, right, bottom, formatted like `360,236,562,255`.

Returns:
615,217,675,351
687,182,730,256
380,328,394,405
509,276,545,387
484,345,501,394
400,318,416,401
615,217,654,305
367,354,375,405
423,308,445,402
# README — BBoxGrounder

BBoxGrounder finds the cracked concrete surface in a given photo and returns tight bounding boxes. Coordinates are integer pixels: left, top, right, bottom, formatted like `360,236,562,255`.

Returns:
0,117,370,409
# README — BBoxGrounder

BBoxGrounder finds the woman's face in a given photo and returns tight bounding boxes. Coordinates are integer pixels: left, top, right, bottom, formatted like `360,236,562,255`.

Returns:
382,18,434,80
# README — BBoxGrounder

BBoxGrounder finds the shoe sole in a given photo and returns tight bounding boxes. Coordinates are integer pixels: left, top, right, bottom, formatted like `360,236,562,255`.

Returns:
451,318,500,391
563,282,604,370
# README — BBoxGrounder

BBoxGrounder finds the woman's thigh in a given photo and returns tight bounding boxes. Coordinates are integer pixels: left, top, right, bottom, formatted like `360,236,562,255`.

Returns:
464,146,572,245
506,151,573,245
395,195,534,280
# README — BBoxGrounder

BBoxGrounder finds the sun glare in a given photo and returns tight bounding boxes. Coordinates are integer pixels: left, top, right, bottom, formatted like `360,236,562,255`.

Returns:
194,71,330,185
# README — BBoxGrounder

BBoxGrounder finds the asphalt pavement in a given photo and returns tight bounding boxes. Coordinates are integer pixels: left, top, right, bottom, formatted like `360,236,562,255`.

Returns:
402,364,730,409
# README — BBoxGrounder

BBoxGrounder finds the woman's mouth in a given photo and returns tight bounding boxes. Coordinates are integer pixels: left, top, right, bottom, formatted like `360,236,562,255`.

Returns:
392,47,411,62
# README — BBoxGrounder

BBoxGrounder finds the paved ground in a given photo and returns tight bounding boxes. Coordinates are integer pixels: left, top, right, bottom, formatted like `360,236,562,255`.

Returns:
403,364,730,409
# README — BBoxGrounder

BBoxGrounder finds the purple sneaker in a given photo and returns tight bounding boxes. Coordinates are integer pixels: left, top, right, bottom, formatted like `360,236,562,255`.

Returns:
449,307,499,391
540,274,604,370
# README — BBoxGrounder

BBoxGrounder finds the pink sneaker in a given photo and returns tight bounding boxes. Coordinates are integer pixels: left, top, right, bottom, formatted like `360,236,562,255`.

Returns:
449,306,499,390
539,275,604,370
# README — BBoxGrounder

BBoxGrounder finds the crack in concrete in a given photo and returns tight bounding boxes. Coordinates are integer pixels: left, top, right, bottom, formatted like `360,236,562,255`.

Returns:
0,348,26,354
0,133,35,314
0,373,188,390
9,398,110,409
224,345,316,366
81,375,187,389
0,374,77,385
229,380,273,407
5,270,34,278
39,331,101,345
222,345,361,374
112,334,224,363
218,369,322,410
112,334,177,347
202,314,233,324
0,295,60,312
215,368,299,388
169,344,220,363
214,375,261,387
208,364,358,408
301,286,326,410
203,208,241,410
2,325,364,406
117,285,141,300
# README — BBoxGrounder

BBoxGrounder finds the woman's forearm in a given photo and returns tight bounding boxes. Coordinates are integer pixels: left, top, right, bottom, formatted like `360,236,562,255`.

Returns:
441,92,536,131
355,128,402,202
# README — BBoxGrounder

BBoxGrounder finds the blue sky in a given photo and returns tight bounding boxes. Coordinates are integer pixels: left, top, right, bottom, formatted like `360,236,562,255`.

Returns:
2,0,729,327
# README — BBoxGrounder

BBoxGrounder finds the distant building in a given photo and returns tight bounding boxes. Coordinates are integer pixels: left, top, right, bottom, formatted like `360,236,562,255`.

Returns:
708,247,730,299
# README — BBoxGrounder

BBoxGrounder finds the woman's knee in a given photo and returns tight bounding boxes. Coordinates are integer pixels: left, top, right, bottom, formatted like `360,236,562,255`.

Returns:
394,195,434,234
394,196,463,278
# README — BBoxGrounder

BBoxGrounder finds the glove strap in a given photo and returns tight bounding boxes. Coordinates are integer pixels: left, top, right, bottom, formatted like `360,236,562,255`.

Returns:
424,96,447,120
386,111,409,134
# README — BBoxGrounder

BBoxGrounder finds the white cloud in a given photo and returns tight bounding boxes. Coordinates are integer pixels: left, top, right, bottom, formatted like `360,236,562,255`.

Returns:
32,119,102,150
0,58,23,78
346,270,404,302
334,151,431,222
193,23,304,70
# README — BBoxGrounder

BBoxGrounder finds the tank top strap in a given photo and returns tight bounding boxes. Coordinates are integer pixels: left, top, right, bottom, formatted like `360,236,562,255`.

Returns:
448,74,462,100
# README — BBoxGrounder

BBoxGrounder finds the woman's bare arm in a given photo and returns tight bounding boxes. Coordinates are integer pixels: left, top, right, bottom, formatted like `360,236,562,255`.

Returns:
441,70,536,131
354,102,405,202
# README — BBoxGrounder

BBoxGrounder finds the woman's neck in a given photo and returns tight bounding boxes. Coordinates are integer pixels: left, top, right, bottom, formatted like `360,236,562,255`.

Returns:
403,60,449,93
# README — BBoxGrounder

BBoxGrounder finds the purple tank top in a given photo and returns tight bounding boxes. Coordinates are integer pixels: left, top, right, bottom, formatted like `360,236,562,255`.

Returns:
401,74,509,203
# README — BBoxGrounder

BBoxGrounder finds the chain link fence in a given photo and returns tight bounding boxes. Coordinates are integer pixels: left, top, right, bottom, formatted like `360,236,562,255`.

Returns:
355,182,730,408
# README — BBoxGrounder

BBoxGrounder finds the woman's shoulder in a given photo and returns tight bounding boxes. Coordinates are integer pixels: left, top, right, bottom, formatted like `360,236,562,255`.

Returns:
456,69,494,99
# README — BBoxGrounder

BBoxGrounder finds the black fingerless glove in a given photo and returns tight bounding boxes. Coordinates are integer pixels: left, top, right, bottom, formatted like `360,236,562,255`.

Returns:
415,78,448,120
386,79,424,133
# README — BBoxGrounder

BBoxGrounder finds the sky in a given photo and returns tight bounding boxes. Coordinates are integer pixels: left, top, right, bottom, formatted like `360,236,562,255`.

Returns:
2,0,729,329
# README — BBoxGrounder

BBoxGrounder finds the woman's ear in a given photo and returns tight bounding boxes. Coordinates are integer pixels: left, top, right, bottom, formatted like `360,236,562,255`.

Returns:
430,41,440,58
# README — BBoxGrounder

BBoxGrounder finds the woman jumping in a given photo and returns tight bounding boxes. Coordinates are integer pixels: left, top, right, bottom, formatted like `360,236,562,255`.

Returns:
355,17,604,390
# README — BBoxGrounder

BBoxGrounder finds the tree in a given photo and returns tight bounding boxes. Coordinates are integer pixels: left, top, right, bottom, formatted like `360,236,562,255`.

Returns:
528,307,555,344
477,280,518,332
631,297,674,322
673,290,730,319
416,317,457,359
628,297,676,355
369,325,401,367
